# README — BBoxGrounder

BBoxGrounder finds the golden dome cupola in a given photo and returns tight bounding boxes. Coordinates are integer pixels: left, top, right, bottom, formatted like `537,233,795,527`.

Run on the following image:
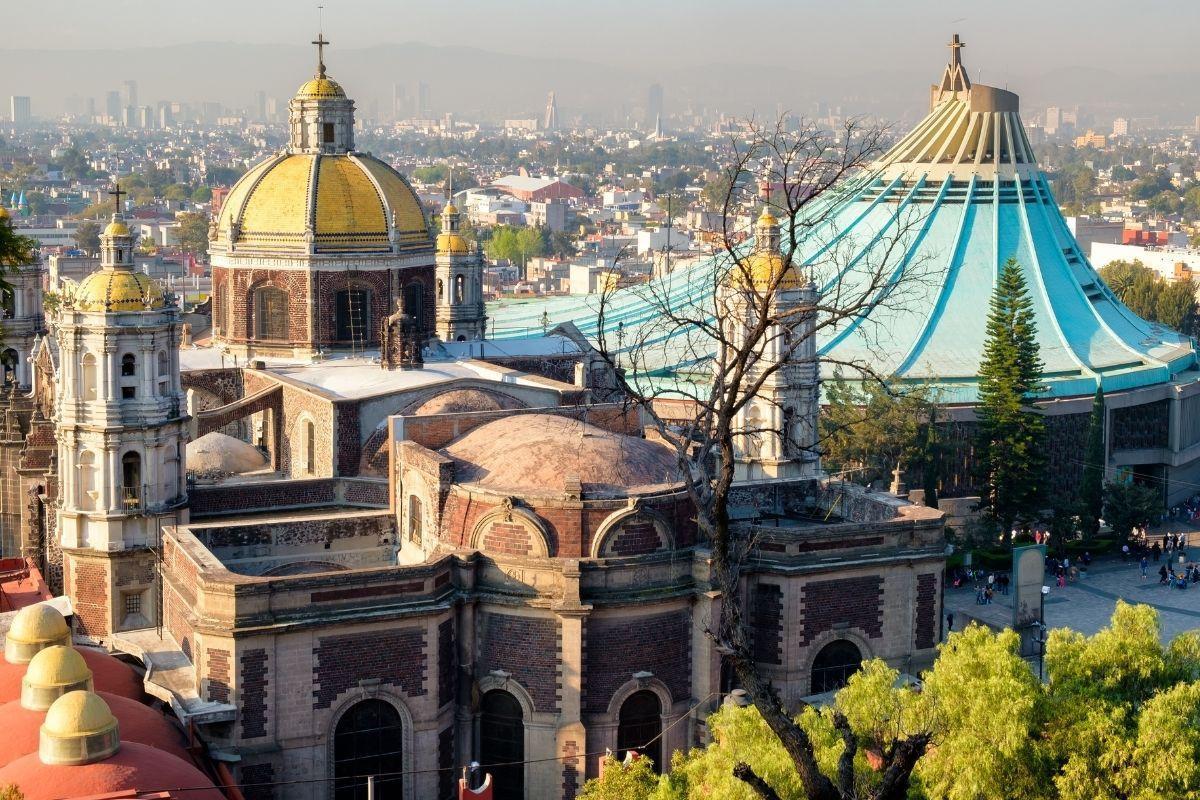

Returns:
289,32,356,154
69,184,165,313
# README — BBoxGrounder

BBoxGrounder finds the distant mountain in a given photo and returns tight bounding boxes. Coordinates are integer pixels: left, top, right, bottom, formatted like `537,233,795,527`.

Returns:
1,42,1197,124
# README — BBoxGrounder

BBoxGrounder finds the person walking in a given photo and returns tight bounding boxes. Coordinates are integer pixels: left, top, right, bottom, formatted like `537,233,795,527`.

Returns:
1141,556,1149,578
946,612,955,638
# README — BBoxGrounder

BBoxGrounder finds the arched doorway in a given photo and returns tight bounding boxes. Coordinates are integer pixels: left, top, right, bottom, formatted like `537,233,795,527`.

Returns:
617,690,662,773
810,640,863,695
334,288,371,345
0,349,16,386
479,690,524,800
333,699,405,799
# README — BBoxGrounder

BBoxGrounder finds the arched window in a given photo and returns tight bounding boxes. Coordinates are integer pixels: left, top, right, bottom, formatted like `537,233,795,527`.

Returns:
157,350,170,396
121,452,141,511
78,450,97,511
480,690,524,800
81,353,98,400
0,349,17,386
121,353,136,377
214,283,227,335
407,495,422,544
810,640,863,695
253,286,289,340
333,699,404,800
454,274,464,304
335,288,371,344
305,420,316,474
436,279,444,301
617,690,662,773
402,283,423,332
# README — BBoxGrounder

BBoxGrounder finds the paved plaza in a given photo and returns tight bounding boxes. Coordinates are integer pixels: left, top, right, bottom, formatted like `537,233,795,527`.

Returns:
945,527,1200,643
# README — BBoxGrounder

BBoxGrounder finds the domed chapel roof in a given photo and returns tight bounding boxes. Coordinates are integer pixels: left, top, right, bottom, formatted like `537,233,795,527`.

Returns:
442,413,680,498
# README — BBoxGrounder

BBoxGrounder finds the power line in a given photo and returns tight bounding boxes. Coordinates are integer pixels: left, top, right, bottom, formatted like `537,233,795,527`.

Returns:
56,691,723,799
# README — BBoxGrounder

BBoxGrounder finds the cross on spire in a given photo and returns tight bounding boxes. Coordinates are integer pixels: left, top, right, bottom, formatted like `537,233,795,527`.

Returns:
948,33,965,68
312,32,330,78
108,183,126,213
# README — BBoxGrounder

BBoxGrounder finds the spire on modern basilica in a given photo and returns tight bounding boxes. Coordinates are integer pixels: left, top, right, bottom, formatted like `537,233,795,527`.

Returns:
288,31,356,154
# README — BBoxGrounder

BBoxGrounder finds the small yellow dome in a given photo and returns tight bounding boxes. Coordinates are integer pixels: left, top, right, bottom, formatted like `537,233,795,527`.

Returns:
443,203,459,216
757,208,779,227
295,77,346,99
74,268,164,312
43,691,117,737
735,251,805,291
436,232,470,255
104,219,130,237
25,646,92,689
5,604,71,663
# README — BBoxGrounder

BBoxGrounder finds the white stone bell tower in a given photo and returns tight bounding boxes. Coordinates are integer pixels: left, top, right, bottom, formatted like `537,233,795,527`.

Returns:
53,187,189,637
722,208,821,482
433,201,487,342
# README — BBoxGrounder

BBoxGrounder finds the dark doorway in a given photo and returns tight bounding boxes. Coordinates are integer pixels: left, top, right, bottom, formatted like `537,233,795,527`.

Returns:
617,690,663,772
333,699,404,800
810,640,863,694
335,289,370,344
479,690,524,800
402,283,424,333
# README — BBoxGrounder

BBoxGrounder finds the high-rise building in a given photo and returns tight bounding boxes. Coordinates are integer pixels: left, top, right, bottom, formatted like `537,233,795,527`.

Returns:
415,81,431,117
255,90,267,121
9,96,31,124
1112,117,1129,137
646,83,663,130
392,83,407,119
1045,105,1061,135
543,91,559,131
122,79,138,110
105,90,121,122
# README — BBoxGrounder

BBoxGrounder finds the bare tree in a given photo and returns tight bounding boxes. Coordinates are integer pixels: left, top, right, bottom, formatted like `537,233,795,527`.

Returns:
589,116,941,799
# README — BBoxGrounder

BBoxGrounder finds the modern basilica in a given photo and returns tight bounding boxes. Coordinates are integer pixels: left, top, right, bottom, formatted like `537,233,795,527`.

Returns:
0,39,945,800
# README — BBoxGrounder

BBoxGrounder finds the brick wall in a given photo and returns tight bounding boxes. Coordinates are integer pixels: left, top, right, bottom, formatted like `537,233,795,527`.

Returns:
561,739,580,800
480,613,560,712
71,560,109,637
313,628,427,709
240,762,275,800
206,648,231,703
241,648,269,739
915,573,938,649
800,576,884,645
604,520,663,557
190,480,338,516
751,583,783,666
584,610,690,713
335,402,362,476
316,270,391,347
437,618,455,708
480,521,534,557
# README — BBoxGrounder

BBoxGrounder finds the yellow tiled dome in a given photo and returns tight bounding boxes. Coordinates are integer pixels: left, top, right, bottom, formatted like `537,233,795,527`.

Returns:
103,219,130,237
23,646,93,710
214,152,432,254
43,691,116,737
734,251,805,291
436,232,470,255
75,268,164,312
5,605,71,664
756,208,779,228
295,77,346,99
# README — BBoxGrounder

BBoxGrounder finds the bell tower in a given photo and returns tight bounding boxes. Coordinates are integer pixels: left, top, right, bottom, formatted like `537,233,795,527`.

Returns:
54,186,189,637
723,208,821,482
433,200,487,342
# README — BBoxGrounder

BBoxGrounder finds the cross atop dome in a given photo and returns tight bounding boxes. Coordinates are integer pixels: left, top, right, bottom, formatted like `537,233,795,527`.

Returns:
936,31,971,99
312,32,330,78
108,183,125,214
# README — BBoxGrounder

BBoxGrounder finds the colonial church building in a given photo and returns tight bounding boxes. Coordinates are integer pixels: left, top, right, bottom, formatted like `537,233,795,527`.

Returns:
0,39,945,800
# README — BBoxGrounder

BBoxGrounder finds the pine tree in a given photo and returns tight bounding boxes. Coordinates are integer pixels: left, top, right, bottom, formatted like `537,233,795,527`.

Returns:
976,258,1045,536
1078,386,1106,540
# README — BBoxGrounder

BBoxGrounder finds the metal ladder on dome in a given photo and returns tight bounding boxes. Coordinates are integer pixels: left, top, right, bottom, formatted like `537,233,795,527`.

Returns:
346,289,365,358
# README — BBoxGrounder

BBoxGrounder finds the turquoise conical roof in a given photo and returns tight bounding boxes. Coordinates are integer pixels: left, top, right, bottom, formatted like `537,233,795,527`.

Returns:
486,37,1196,402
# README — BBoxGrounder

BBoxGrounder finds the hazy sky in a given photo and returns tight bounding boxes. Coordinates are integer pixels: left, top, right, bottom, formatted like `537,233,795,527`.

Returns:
9,0,1200,75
